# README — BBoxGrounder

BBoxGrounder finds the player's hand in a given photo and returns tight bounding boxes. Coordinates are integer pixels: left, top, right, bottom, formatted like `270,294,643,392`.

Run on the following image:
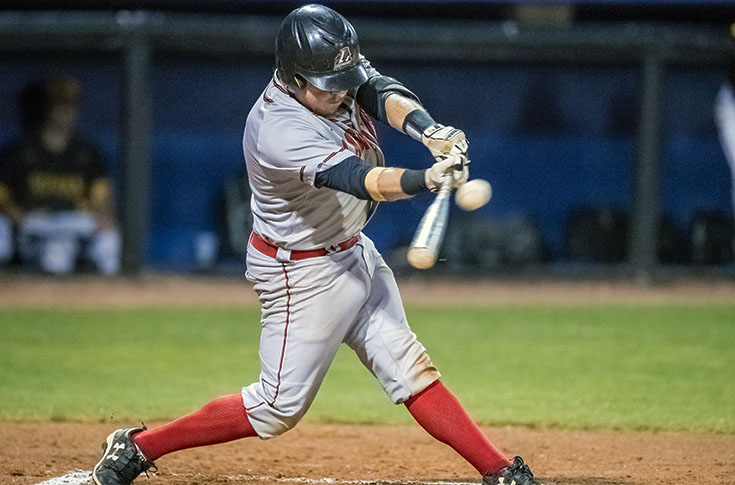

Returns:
424,154,469,191
421,124,469,160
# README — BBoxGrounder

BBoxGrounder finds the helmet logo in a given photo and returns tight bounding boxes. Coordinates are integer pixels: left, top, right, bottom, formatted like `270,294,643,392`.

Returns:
334,47,353,70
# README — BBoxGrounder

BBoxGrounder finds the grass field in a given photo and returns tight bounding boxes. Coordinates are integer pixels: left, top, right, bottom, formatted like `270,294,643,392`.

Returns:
1,303,733,433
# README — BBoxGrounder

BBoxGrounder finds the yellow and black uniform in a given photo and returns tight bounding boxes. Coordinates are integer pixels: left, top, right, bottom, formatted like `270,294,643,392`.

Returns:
0,135,108,214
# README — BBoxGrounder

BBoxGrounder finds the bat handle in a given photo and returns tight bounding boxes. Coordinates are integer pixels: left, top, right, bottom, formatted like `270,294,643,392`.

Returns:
437,174,453,198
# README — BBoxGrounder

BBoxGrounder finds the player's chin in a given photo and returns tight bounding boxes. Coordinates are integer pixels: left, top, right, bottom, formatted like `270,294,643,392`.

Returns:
316,101,343,117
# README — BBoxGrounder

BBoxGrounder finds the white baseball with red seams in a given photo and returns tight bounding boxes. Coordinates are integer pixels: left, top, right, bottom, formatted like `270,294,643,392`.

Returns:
240,67,441,439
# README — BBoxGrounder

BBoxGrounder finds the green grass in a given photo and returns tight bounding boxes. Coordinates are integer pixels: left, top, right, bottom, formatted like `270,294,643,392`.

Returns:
1,304,733,433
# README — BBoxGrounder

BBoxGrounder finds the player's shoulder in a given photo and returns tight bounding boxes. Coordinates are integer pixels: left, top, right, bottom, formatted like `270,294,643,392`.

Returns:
250,79,307,122
249,89,321,143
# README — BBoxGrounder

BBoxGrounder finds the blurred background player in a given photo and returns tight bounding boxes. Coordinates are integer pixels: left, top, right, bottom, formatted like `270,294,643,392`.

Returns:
91,4,540,485
715,60,735,222
0,74,120,275
714,59,735,262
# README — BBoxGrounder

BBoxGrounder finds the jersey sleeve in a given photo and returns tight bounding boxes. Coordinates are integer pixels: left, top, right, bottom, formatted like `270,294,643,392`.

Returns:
314,155,372,199
354,58,420,124
256,120,354,187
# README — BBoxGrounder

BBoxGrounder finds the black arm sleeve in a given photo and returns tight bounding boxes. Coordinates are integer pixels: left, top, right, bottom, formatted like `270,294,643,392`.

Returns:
355,75,420,124
315,156,428,200
314,156,373,200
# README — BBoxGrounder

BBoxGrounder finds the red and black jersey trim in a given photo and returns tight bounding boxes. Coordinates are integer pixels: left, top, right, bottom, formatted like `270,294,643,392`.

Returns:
272,76,291,97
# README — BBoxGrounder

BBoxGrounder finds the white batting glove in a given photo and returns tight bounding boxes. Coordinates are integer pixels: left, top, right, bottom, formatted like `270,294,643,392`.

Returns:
424,154,469,191
421,124,469,160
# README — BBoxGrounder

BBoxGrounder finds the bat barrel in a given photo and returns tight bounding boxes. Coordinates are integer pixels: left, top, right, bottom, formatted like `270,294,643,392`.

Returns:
407,247,437,269
407,176,452,269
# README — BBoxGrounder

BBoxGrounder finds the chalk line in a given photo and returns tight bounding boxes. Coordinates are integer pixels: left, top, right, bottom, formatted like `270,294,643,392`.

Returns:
35,470,477,485
226,476,478,484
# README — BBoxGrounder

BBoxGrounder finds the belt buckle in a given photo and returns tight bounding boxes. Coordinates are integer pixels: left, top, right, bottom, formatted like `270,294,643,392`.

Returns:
275,247,291,262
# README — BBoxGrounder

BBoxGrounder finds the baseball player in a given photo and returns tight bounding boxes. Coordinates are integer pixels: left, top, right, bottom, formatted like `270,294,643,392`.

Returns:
715,62,735,221
0,75,120,275
92,5,540,485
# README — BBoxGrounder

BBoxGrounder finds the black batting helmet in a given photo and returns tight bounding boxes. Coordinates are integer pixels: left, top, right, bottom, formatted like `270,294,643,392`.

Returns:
275,4,368,92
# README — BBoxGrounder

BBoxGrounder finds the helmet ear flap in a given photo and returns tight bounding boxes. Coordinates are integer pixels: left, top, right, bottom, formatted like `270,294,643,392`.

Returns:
293,75,304,90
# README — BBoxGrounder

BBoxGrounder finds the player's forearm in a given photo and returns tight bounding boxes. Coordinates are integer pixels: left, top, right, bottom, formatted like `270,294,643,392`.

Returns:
364,167,427,201
384,93,469,163
315,157,427,202
384,94,425,133
0,184,24,223
384,94,441,145
89,179,117,230
385,93,441,143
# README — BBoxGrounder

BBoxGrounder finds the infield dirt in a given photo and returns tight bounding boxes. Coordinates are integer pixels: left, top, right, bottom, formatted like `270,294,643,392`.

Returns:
1,275,734,484
1,422,734,485
1,274,734,307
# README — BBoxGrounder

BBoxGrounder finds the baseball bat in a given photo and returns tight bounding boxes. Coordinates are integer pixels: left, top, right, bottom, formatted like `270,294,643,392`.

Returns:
407,175,453,269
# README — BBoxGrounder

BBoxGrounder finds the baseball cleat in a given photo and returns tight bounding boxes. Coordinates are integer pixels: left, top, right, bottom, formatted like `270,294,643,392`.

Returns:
482,456,541,485
92,425,156,485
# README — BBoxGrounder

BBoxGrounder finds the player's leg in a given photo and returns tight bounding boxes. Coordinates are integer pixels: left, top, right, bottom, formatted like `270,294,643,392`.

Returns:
343,237,513,479
404,381,512,478
18,213,77,274
86,227,121,275
18,211,95,274
241,247,371,438
131,394,255,461
101,245,372,478
93,394,254,485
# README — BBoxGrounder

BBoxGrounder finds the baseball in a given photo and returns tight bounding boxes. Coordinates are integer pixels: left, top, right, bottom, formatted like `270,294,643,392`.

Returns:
455,179,492,211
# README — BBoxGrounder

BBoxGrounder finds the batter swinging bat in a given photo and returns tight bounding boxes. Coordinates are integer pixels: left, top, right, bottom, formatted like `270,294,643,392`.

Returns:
407,175,453,269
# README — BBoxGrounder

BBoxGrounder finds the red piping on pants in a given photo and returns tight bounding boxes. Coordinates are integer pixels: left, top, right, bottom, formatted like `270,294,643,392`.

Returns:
246,402,265,412
270,263,292,406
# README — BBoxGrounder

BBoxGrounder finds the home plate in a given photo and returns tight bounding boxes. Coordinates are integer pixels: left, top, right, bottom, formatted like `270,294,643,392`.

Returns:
34,470,92,485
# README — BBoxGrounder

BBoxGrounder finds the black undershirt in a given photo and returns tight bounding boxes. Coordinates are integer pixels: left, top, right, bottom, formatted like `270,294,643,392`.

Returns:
314,156,427,200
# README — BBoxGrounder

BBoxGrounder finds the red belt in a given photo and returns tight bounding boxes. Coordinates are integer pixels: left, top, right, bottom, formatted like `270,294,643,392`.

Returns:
249,232,359,261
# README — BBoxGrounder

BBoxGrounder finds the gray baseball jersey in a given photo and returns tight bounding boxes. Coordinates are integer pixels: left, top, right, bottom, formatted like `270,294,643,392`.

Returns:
243,71,383,250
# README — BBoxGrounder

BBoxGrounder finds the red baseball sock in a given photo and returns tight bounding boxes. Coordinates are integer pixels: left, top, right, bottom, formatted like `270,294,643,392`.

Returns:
133,394,257,461
405,380,510,477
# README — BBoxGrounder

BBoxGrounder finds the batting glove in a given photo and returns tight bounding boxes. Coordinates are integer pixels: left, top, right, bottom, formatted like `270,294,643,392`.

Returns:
421,124,469,161
424,153,469,191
